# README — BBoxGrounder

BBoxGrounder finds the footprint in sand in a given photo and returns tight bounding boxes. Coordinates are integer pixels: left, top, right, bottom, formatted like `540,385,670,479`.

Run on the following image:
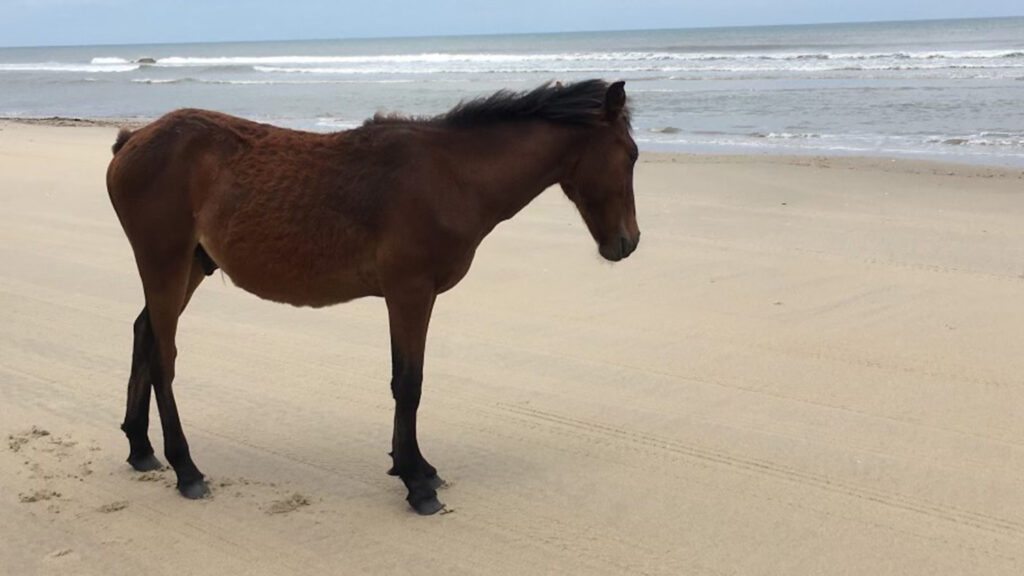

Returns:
264,493,311,515
43,548,77,564
134,470,166,482
97,501,129,513
18,489,61,503
48,548,73,559
6,426,100,515
7,426,50,452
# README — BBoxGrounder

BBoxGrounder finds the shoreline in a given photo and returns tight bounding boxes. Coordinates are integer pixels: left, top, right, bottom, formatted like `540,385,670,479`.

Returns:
0,116,151,129
4,116,1022,177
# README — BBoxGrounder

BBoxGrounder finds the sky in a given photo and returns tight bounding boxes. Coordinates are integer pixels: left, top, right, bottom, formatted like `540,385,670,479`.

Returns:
1,0,1021,47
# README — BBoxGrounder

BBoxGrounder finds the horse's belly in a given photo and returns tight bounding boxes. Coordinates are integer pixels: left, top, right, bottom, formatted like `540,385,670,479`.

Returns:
199,236,381,308
194,187,383,307
231,262,378,307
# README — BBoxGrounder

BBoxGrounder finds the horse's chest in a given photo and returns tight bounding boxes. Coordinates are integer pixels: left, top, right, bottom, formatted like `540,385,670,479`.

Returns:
434,254,475,294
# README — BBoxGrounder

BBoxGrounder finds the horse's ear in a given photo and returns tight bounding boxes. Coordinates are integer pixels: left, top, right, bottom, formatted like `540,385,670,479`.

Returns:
605,81,626,120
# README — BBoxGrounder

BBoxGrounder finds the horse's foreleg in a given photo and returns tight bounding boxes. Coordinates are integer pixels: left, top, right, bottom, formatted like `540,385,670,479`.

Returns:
385,286,444,515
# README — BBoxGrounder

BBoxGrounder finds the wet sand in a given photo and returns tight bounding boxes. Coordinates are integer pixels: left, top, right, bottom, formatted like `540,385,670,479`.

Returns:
2,120,1024,575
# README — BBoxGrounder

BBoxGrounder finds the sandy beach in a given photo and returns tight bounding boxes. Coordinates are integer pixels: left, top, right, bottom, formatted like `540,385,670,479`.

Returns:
2,119,1024,575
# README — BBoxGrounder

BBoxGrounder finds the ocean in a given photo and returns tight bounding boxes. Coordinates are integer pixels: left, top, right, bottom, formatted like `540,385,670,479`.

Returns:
2,17,1023,166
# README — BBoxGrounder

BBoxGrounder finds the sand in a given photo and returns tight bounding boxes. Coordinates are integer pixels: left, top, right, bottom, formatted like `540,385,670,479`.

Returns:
1,119,1023,575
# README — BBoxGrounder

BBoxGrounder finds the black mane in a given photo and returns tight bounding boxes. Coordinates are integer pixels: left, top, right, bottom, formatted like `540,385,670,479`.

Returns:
368,79,628,128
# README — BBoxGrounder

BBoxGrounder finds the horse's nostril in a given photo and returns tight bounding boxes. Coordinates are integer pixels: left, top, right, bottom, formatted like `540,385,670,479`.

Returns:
620,236,630,258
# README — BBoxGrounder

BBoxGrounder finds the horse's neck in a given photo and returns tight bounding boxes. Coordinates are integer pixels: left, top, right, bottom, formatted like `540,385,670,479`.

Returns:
455,122,580,228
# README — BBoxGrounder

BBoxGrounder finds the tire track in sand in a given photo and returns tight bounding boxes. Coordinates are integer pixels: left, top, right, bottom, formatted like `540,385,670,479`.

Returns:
496,403,1024,538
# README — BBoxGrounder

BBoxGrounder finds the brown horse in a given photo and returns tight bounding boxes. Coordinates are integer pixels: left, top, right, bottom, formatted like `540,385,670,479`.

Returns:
106,79,640,514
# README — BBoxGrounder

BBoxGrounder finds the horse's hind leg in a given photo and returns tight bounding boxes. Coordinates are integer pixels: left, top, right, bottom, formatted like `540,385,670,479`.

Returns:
127,244,209,498
121,259,207,474
122,307,160,471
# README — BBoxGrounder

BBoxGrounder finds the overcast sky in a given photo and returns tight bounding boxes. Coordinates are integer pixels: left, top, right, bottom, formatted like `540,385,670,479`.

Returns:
1,0,1021,47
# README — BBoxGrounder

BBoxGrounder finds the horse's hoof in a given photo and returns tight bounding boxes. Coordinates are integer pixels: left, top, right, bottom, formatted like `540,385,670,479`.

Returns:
127,453,163,472
178,478,210,500
409,494,445,516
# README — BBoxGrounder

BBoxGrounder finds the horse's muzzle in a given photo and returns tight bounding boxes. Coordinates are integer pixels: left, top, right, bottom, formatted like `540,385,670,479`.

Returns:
600,230,640,262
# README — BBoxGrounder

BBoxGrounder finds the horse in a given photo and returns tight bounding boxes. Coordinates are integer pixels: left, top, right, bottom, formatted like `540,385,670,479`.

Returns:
106,79,640,515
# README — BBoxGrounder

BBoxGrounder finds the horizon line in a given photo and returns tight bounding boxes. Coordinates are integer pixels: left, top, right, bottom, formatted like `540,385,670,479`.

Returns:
2,14,1022,50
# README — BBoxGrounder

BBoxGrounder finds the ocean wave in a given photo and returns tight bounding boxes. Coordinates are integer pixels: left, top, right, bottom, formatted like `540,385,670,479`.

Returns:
90,56,157,65
750,132,822,139
8,55,1017,78
0,62,139,73
641,129,1024,153
249,54,1023,77
152,53,571,66
131,77,196,84
19,48,1002,80
131,76,417,85
84,48,1024,69
929,132,1024,148
251,64,648,75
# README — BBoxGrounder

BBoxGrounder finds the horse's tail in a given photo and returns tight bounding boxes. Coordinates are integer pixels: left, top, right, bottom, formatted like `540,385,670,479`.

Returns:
111,128,134,155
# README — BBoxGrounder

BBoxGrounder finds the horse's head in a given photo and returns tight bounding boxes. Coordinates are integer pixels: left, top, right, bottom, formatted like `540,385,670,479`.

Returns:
560,81,640,262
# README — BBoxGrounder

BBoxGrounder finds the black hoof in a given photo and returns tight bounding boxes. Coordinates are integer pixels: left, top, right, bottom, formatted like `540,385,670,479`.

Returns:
127,453,163,472
178,478,210,500
409,494,445,515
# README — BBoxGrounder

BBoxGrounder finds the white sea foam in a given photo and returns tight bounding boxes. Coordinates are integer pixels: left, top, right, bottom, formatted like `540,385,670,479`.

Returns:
251,64,629,75
38,48,1014,80
233,50,1024,78
750,132,823,139
116,49,1024,68
928,132,1024,147
131,77,189,84
155,53,568,66
0,62,139,73
132,76,416,85
640,129,1024,157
